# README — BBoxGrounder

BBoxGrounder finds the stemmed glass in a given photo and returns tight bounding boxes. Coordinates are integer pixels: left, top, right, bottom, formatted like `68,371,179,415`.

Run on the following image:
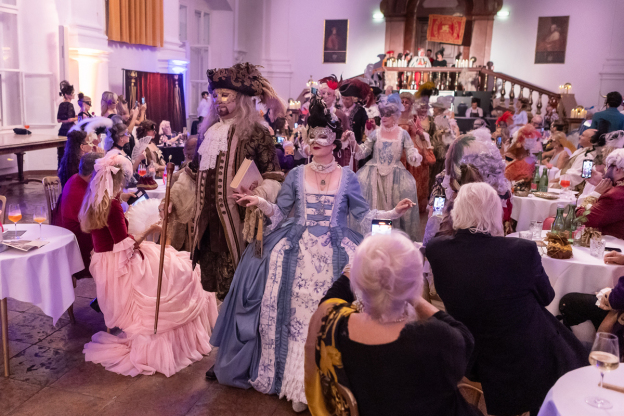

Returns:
7,204,22,240
586,332,620,409
560,174,571,198
33,205,47,240
138,163,147,177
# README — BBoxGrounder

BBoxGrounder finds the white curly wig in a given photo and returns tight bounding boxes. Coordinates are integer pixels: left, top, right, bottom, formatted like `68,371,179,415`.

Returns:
606,148,624,170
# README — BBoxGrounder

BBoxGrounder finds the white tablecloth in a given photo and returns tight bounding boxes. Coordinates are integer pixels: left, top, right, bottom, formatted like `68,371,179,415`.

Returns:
508,231,624,315
511,189,577,231
538,365,624,416
0,225,84,324
129,183,166,200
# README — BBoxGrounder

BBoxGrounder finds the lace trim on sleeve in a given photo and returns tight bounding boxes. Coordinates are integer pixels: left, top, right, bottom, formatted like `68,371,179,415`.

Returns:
406,147,423,167
257,197,286,232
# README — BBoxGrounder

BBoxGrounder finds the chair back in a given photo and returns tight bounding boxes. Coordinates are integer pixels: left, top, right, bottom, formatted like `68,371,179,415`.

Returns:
0,195,6,223
42,176,62,225
543,217,555,230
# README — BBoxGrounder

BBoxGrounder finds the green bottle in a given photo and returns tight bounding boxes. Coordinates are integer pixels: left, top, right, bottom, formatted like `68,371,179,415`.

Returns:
531,165,541,192
551,203,566,235
538,168,549,192
564,203,577,244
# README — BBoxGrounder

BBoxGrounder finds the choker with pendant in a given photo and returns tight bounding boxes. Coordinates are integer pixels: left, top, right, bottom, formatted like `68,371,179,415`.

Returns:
309,159,338,174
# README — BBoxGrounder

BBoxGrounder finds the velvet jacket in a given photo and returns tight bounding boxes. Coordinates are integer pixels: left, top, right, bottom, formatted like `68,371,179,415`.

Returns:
577,182,624,240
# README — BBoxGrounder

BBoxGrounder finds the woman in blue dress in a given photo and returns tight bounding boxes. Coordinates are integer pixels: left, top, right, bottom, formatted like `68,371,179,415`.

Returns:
208,97,414,412
353,93,422,240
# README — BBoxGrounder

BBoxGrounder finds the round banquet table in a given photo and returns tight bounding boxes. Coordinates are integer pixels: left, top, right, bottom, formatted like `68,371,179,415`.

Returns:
0,224,84,376
511,188,577,231
508,231,624,315
537,365,624,416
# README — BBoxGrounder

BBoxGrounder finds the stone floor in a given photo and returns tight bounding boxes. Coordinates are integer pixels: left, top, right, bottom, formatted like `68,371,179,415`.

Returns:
0,173,433,416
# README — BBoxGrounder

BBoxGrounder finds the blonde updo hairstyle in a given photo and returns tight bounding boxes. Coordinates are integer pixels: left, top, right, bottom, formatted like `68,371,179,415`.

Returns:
101,91,118,116
350,231,423,321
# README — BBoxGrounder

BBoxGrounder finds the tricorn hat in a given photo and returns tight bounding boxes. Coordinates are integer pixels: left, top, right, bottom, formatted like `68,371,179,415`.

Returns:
207,62,285,120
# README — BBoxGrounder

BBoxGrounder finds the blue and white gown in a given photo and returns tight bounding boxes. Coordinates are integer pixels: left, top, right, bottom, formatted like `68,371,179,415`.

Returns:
209,165,399,403
355,126,422,240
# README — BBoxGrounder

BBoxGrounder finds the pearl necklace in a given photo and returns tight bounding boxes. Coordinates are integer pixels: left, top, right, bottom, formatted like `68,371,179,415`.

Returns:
380,123,400,135
309,159,338,178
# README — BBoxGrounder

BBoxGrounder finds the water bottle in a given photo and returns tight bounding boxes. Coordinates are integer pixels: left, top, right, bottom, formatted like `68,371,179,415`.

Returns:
563,203,577,244
551,203,566,235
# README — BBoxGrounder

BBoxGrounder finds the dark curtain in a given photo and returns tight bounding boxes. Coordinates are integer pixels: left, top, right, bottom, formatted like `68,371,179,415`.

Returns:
124,70,186,133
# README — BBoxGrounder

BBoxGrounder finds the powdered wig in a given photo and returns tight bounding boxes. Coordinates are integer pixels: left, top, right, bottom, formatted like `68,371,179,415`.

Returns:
158,120,171,135
451,182,504,236
198,91,260,143
350,231,424,322
101,91,118,116
605,148,624,170
378,93,404,118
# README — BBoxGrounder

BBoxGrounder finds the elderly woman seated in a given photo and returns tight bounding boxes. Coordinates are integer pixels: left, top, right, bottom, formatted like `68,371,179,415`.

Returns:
304,232,481,416
504,124,541,183
426,183,586,416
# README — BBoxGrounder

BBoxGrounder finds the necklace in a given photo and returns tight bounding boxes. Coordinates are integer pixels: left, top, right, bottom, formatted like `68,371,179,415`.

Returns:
309,159,338,176
380,123,399,136
314,169,331,189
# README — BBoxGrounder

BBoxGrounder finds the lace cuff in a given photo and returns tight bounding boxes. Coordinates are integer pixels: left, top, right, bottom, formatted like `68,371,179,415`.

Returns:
406,147,423,167
596,288,613,310
256,197,286,232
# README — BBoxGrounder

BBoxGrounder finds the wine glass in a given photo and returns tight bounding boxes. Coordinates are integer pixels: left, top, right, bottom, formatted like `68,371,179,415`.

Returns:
33,205,46,240
560,174,571,197
586,332,620,409
138,163,147,177
7,204,22,240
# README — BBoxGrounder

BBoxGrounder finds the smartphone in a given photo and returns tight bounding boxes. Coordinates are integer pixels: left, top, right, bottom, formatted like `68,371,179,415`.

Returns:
496,136,502,149
141,97,145,105
135,101,139,109
276,136,285,144
581,159,593,178
433,196,446,215
127,189,149,206
371,219,392,235
294,123,298,128
605,247,623,253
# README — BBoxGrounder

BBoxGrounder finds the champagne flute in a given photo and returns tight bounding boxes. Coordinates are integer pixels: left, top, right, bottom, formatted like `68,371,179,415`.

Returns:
33,205,47,240
7,204,22,240
586,332,620,409
138,163,147,177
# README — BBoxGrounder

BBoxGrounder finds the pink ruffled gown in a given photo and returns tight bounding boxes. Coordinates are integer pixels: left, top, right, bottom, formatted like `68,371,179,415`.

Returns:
83,198,218,377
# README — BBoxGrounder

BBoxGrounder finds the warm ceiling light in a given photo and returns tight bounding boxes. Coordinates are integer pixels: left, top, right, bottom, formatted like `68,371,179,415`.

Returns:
497,10,510,18
373,11,384,21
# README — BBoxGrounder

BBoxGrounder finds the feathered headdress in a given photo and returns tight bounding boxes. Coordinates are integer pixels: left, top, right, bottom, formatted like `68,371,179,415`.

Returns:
319,75,340,91
338,79,375,107
304,95,342,146
445,135,510,195
86,152,133,208
69,116,113,136
207,62,286,121
378,93,405,116
431,95,454,109
604,130,624,149
415,81,435,99
496,111,514,126
510,124,542,151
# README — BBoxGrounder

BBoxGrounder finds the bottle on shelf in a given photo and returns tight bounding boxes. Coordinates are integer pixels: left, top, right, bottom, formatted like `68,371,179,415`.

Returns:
551,203,566,235
538,168,549,192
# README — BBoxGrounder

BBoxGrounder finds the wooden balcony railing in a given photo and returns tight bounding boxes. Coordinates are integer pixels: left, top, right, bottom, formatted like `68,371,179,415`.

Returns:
373,67,561,115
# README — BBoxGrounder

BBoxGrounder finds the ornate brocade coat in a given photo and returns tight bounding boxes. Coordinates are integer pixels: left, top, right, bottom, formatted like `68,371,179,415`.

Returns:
191,122,284,269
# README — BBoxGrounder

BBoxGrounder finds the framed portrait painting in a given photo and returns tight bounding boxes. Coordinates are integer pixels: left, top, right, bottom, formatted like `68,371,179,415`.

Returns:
323,19,348,64
534,16,569,64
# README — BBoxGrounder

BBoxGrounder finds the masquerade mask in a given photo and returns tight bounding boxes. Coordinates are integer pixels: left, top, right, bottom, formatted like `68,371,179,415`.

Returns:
84,101,92,106
308,127,336,147
379,108,398,118
212,89,238,105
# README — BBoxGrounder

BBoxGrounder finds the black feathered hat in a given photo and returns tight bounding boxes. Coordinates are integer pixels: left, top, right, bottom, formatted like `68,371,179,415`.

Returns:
59,80,74,97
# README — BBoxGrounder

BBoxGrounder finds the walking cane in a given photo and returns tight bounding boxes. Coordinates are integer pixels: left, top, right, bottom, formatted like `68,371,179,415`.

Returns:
154,162,175,334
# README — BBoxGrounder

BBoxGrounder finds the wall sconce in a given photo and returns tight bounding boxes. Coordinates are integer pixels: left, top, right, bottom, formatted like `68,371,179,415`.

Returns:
168,59,188,74
496,10,510,18
373,11,384,21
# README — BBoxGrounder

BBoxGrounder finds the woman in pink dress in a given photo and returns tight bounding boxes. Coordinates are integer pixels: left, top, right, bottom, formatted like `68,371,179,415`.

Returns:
79,152,219,377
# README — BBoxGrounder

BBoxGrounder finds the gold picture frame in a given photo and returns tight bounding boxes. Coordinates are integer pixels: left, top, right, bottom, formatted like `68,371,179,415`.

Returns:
323,19,349,64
